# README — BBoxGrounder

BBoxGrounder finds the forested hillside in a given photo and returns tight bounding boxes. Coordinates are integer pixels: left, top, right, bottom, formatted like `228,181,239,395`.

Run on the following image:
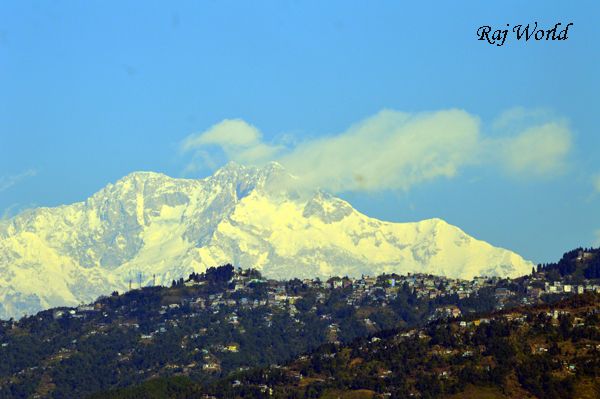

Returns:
1,247,599,398
94,293,600,399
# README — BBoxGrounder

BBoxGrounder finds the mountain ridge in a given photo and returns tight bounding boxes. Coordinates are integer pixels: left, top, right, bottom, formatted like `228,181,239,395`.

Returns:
0,162,533,319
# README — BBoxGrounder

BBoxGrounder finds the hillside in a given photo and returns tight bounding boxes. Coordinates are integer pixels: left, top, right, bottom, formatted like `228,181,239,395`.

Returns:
95,293,600,399
0,162,533,319
1,248,599,398
0,266,502,398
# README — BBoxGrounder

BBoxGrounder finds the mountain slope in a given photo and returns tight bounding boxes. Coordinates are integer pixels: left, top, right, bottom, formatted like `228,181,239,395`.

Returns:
91,293,600,399
0,162,533,319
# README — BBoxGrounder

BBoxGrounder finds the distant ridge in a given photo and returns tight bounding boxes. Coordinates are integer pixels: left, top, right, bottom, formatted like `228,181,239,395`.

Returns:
0,162,533,319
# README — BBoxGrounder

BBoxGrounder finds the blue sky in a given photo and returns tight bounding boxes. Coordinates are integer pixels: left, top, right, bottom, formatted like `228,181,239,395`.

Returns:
1,1,599,264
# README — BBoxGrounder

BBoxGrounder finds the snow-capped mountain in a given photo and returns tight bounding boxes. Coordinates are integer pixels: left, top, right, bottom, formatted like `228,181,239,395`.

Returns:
0,162,533,319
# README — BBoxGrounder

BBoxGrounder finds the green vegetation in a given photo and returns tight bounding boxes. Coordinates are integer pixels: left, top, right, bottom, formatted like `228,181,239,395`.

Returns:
1,247,600,398
0,266,496,398
537,248,600,280
96,294,600,399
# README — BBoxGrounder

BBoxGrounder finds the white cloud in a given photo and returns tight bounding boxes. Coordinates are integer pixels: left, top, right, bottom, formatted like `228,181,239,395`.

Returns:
181,119,283,166
493,121,572,178
179,108,573,193
491,107,550,132
488,108,572,178
0,169,37,192
278,109,479,192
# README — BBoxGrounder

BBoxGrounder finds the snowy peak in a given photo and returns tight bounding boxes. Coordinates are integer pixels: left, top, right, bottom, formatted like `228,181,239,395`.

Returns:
0,164,534,319
302,191,354,223
210,161,285,184
210,161,297,199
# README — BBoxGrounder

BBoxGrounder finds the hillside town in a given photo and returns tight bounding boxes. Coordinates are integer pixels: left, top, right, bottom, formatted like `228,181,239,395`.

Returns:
198,292,600,399
40,262,600,339
1,248,599,398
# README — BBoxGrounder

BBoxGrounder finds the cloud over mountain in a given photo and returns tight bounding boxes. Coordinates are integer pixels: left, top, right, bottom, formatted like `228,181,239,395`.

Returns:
181,119,283,169
181,108,573,193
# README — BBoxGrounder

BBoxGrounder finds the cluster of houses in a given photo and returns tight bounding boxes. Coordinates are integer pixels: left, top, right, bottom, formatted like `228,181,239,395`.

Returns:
10,265,598,379
211,300,600,396
520,273,600,307
44,266,600,334
543,280,600,295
